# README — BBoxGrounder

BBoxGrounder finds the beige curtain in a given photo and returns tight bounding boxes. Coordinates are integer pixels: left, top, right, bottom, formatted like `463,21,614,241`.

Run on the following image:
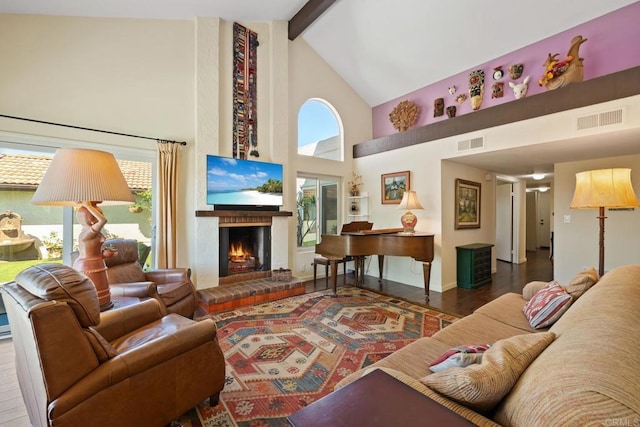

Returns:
156,140,179,268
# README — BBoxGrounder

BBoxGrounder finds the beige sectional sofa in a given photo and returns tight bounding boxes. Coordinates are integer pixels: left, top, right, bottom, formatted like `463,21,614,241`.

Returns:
335,264,640,426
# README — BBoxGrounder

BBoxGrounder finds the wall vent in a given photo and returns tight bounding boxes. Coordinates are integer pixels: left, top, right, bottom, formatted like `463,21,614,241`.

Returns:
576,108,624,131
457,136,485,152
470,137,484,149
457,140,470,151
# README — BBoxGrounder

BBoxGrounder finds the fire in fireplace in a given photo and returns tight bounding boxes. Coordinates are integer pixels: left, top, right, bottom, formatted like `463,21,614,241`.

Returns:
228,241,257,274
219,226,271,277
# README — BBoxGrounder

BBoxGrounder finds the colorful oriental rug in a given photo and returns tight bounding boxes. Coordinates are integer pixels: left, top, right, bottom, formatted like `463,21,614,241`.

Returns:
173,287,460,426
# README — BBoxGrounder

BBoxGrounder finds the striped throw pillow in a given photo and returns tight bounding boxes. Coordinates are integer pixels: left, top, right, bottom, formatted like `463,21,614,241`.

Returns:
523,281,572,329
428,344,491,372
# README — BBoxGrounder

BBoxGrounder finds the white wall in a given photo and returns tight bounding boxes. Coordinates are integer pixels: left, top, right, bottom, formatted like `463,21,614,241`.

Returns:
2,14,640,293
554,154,640,283
0,13,195,266
352,94,640,293
441,161,497,290
0,15,194,145
289,37,372,279
0,14,373,287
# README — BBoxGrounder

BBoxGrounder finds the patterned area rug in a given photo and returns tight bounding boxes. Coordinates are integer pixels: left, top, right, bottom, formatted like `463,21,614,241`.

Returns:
172,287,460,426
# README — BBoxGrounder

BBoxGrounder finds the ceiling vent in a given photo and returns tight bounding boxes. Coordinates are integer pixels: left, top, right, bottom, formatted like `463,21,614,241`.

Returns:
576,108,624,131
457,136,485,152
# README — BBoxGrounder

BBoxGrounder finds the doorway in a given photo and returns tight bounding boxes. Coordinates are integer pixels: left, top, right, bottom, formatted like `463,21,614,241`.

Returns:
496,181,514,262
526,190,551,250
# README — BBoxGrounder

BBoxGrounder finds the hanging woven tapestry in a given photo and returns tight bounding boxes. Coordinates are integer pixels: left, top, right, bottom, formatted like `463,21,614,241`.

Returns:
233,22,259,159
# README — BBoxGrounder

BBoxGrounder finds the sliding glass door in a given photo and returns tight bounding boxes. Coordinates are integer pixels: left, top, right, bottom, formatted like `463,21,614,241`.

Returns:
0,137,155,337
296,176,339,248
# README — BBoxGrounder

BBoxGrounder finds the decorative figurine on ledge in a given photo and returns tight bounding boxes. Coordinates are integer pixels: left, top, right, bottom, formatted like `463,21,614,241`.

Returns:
539,35,588,90
433,98,444,117
389,100,420,132
468,69,485,110
492,81,504,98
509,63,524,80
493,66,504,80
509,76,531,99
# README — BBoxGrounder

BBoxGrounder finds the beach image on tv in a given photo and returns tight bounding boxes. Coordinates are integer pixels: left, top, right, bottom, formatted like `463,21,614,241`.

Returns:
207,155,283,206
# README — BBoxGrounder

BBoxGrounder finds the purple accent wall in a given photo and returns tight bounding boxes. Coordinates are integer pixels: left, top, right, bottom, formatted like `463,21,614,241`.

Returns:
372,2,640,138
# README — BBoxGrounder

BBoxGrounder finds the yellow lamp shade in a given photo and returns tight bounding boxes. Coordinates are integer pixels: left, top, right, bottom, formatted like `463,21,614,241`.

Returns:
570,168,639,209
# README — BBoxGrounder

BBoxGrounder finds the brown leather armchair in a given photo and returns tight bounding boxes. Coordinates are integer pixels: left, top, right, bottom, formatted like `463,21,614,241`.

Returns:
1,263,225,427
104,238,197,318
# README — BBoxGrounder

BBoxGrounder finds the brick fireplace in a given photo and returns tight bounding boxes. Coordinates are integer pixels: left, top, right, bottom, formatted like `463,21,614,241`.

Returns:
219,224,271,278
194,210,293,286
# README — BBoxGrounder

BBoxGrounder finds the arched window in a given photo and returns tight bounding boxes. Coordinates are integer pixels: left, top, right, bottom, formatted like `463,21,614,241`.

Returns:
297,99,342,161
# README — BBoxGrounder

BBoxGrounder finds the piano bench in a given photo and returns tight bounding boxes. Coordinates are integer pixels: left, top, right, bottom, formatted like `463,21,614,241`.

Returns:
313,255,348,289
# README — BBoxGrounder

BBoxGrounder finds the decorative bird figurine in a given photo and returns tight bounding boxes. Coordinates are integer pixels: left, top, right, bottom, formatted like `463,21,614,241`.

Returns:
539,35,587,90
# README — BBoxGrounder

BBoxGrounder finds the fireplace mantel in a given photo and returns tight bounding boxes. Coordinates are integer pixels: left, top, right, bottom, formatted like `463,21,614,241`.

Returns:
196,210,293,227
195,210,293,218
193,210,291,286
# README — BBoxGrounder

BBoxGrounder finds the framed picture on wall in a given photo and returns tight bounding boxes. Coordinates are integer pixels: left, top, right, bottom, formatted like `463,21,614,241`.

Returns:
381,171,410,204
455,179,481,229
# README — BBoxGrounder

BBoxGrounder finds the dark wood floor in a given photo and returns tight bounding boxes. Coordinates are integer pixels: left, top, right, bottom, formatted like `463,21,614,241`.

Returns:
0,249,551,425
303,249,553,317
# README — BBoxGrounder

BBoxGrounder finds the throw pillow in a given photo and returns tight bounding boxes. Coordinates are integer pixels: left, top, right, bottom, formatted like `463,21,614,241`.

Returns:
564,267,598,299
420,332,555,412
523,281,573,329
428,344,491,372
522,281,549,301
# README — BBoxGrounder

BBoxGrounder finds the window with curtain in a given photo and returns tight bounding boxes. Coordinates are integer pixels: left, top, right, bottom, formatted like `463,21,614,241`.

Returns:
0,140,155,337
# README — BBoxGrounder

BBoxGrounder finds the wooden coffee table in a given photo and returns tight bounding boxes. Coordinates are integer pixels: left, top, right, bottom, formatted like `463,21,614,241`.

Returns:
287,369,475,426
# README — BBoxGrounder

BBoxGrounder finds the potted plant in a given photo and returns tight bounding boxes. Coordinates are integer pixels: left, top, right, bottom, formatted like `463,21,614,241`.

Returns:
348,172,363,197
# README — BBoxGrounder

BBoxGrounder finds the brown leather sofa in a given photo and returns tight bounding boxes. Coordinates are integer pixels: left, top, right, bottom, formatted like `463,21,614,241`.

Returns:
104,238,197,318
1,263,226,427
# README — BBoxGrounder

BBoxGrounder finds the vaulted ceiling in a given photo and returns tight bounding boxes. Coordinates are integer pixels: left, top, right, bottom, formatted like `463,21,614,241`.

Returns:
1,0,638,183
1,0,636,107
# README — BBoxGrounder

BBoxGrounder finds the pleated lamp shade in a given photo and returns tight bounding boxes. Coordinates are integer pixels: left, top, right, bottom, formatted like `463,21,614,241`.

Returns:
570,168,639,209
398,190,424,211
31,148,134,206
398,190,424,233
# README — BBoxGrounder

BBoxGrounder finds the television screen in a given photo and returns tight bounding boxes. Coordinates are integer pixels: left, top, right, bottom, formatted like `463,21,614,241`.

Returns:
206,155,283,207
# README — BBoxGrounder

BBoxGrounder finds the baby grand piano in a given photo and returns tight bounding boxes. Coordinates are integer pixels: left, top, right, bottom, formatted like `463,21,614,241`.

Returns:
315,224,434,301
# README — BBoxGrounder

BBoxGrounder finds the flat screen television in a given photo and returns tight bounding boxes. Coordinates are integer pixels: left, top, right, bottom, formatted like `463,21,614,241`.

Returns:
206,155,283,209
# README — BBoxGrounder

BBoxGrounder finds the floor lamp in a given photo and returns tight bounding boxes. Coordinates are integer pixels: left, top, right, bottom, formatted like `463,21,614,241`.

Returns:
31,148,134,310
570,168,639,277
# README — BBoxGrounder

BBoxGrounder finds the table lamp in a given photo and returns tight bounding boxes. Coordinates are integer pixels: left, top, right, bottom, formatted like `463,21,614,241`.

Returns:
570,168,639,277
31,148,134,310
398,190,423,234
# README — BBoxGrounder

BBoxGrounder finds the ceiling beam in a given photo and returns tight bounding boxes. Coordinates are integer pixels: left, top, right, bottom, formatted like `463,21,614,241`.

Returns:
288,0,336,40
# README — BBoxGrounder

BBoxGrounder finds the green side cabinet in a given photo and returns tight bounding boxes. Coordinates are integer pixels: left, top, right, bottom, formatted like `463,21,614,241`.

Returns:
456,243,494,289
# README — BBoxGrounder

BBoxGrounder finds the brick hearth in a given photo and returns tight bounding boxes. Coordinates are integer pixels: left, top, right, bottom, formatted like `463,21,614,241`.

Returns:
196,273,305,315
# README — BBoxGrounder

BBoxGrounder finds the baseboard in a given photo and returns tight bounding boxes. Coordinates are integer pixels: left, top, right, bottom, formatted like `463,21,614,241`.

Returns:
441,282,458,292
